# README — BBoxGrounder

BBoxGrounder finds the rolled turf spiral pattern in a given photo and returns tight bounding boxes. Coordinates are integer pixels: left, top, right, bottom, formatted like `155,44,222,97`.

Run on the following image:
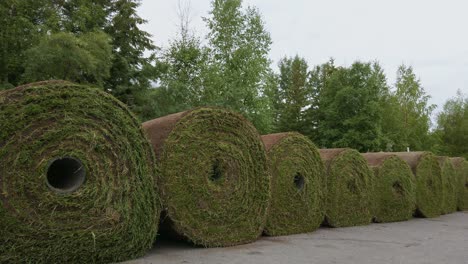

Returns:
142,107,271,247
319,148,372,227
362,153,415,223
261,132,324,236
394,152,443,218
0,81,160,263
451,157,468,211
437,157,457,214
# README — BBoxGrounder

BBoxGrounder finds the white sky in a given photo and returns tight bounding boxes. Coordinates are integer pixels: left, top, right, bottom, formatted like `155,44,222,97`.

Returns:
138,0,468,114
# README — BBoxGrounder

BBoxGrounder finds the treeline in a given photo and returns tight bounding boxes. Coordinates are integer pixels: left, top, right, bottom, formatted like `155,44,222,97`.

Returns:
0,0,466,158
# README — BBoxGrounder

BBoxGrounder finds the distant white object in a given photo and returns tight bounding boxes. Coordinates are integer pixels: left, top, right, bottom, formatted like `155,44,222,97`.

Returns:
407,147,410,152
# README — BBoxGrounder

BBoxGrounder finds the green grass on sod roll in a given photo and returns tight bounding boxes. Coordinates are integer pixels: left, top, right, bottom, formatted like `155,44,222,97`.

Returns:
394,152,443,218
142,107,271,247
451,157,468,211
362,153,415,223
261,132,324,236
437,157,457,214
0,81,160,263
319,149,372,227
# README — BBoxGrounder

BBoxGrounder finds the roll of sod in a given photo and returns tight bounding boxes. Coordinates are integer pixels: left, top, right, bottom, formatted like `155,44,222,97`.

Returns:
319,148,372,227
451,157,468,211
362,153,415,223
394,152,443,218
437,157,457,214
0,81,160,263
142,107,270,247
261,132,324,236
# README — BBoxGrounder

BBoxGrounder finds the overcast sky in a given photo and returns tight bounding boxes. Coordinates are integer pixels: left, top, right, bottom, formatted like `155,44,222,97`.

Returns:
138,0,468,114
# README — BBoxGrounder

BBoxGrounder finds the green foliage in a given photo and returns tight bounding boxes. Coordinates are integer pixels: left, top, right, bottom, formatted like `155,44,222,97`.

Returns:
104,0,158,110
1,0,158,119
269,56,311,134
147,107,270,246
156,25,208,118
0,0,59,87
433,91,468,159
382,65,436,151
23,31,113,86
311,61,388,151
320,148,372,227
202,0,273,133
0,81,160,263
263,133,324,236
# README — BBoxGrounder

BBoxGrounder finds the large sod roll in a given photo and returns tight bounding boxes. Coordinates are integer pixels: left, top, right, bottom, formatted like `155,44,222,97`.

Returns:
142,107,270,247
362,153,415,223
394,152,443,218
319,148,372,227
437,157,457,214
261,132,324,236
451,157,468,210
0,81,160,263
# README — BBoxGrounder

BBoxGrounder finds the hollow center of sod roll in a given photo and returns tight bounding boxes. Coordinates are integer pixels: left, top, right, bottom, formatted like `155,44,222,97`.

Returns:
294,173,305,190
347,180,358,194
392,181,404,196
46,157,86,193
209,160,223,182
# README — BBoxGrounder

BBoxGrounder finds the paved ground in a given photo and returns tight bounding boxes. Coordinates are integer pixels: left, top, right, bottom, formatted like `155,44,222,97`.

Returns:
124,212,468,264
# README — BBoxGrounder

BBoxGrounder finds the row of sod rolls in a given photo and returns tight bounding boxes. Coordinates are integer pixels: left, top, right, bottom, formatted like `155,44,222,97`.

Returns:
261,132,324,236
0,81,160,263
1,81,466,262
142,108,271,247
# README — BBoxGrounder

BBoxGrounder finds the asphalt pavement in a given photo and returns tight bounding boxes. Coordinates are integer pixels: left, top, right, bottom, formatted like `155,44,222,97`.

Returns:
124,212,468,264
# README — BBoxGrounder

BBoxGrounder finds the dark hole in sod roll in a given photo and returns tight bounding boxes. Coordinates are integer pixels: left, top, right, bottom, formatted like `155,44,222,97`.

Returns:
46,157,86,193
392,181,404,196
210,160,223,182
294,173,305,190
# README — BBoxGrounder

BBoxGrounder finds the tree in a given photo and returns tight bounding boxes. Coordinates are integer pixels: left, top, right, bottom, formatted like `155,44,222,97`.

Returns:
271,55,311,134
104,0,158,111
22,31,112,86
382,65,436,151
433,91,468,158
312,61,388,151
156,0,208,117
202,0,273,133
0,0,59,88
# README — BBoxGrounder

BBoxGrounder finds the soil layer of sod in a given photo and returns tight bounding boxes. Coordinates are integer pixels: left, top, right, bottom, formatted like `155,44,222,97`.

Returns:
362,153,415,223
394,152,443,218
142,107,271,247
437,157,457,214
0,81,160,263
261,132,324,236
450,157,468,211
319,148,372,227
